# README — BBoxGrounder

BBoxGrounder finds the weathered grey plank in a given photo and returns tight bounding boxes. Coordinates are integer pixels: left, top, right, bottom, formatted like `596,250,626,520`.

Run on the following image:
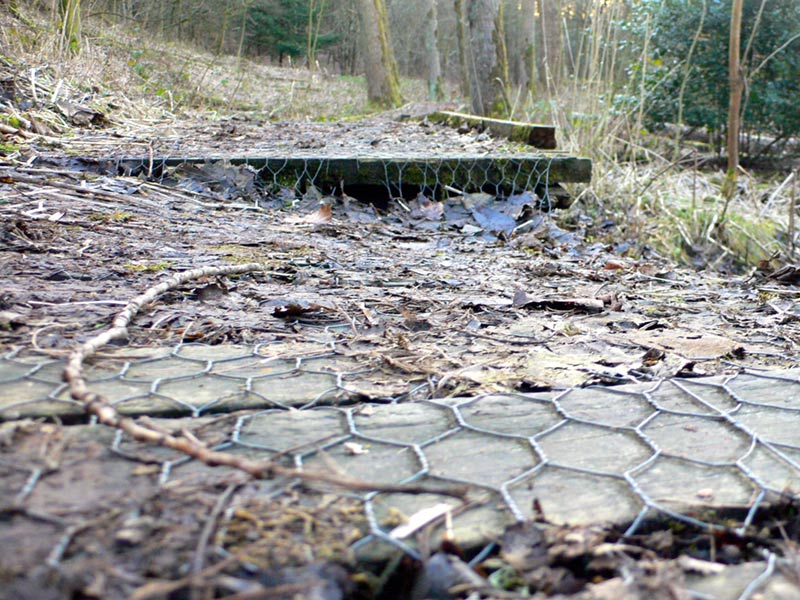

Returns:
427,110,558,149
114,155,592,191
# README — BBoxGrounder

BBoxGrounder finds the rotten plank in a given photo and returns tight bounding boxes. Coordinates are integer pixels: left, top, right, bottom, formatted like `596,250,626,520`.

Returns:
113,154,592,194
426,110,558,150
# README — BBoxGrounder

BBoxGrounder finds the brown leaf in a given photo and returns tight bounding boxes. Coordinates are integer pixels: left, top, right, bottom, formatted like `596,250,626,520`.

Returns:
304,203,333,224
195,282,228,303
410,195,444,221
629,330,741,360
513,291,605,314
264,297,335,318
401,308,433,332
603,260,626,270
499,521,549,572
641,347,665,366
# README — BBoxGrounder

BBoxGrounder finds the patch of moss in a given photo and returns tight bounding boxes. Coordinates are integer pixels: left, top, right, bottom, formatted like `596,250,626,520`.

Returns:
658,196,781,271
2,115,22,129
0,142,20,155
89,209,133,223
123,261,174,273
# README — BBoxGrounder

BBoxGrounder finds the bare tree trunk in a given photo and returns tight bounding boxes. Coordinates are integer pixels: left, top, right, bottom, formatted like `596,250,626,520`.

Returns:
495,0,510,112
454,0,470,97
357,0,403,107
307,0,330,73
217,4,231,55
59,0,81,54
466,0,502,116
724,0,744,202
519,0,537,99
538,0,561,91
236,0,253,61
308,0,317,69
423,0,443,100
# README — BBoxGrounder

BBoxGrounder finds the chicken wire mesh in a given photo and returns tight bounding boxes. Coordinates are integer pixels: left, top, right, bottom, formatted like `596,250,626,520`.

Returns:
2,343,800,566
112,153,590,209
4,144,799,596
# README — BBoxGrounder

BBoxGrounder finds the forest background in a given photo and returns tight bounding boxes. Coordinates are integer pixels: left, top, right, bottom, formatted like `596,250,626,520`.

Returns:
2,0,800,273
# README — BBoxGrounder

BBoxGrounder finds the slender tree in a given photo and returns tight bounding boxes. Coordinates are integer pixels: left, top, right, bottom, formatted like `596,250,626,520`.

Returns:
422,0,443,100
519,0,537,99
307,0,331,73
60,0,82,54
357,0,403,107
723,0,744,202
538,0,561,91
495,0,510,110
454,0,471,97
465,0,503,116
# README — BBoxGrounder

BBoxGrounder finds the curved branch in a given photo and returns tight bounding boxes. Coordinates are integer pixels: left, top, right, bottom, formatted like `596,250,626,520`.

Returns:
63,263,468,500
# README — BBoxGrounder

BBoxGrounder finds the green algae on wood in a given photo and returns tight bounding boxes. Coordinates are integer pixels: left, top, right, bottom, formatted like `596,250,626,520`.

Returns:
115,155,591,194
427,111,558,150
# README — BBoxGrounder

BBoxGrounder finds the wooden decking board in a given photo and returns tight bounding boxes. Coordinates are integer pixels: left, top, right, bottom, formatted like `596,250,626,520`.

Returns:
426,110,558,149
114,154,592,192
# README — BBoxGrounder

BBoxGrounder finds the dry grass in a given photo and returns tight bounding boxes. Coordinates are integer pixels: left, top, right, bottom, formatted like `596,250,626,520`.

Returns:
517,1,799,274
0,5,443,123
576,162,794,272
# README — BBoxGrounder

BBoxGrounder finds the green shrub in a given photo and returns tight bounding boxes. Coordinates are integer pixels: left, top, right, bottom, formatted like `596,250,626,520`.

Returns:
627,0,800,148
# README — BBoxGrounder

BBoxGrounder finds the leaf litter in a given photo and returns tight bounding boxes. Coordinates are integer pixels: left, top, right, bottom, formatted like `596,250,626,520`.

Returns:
3,115,800,599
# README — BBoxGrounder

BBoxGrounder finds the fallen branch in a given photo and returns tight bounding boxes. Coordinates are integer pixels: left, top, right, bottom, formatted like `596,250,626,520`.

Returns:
63,263,468,500
1,170,162,209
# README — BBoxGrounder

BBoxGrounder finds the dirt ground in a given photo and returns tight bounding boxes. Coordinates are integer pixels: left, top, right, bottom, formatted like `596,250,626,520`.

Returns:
3,63,800,599
3,133,799,384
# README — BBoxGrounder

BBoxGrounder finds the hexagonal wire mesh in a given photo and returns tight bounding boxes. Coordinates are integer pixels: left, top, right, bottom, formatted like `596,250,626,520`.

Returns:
0,152,796,594
112,152,589,210
254,155,571,202
3,341,800,568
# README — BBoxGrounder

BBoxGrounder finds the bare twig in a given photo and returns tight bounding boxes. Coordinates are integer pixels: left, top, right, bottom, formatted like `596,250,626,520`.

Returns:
130,557,237,600
63,263,468,500
31,323,71,352
46,509,122,568
1,170,161,209
190,483,242,600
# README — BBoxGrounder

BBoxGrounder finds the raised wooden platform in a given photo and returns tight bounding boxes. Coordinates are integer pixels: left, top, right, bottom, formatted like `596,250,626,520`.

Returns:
115,154,591,206
427,110,558,149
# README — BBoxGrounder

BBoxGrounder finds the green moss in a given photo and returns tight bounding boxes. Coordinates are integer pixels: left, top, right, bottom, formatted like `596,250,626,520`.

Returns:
208,243,314,266
3,115,23,129
656,196,781,271
89,209,133,223
124,261,174,273
0,143,20,155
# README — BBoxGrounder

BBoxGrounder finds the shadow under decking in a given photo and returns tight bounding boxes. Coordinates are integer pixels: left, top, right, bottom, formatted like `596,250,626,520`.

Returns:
112,154,591,208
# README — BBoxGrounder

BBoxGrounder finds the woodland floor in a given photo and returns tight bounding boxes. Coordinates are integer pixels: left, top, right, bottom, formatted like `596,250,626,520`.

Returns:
3,116,800,384
3,62,800,600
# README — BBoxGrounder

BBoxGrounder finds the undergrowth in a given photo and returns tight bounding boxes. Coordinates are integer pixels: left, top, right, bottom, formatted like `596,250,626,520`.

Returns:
564,163,794,274
0,5,435,121
521,0,798,275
